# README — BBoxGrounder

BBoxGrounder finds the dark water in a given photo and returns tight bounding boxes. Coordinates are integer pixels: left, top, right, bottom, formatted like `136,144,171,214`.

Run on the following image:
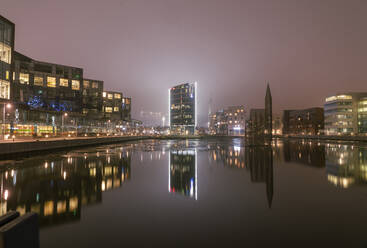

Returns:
1,138,367,247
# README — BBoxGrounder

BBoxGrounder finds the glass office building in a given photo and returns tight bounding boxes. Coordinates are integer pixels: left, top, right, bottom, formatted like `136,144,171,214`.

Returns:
169,82,197,135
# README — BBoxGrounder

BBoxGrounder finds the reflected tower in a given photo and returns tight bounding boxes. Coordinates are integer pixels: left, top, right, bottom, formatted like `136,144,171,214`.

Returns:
265,83,272,139
169,149,197,200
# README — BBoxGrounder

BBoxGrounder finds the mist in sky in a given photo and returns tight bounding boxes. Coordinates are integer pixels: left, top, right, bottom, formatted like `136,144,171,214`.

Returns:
2,0,367,125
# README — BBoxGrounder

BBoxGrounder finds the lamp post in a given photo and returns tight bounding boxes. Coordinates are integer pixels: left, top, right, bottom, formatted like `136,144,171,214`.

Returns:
62,113,68,136
2,103,11,140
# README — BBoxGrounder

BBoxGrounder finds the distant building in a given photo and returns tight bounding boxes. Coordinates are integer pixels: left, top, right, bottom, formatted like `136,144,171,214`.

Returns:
169,82,197,135
246,108,265,137
324,93,367,135
122,97,131,122
209,105,246,135
265,84,272,138
283,107,324,135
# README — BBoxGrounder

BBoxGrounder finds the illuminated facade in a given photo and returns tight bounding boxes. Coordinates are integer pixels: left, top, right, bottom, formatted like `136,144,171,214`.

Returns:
0,16,13,101
169,149,197,199
209,105,246,135
282,108,324,135
324,93,367,135
102,91,124,122
0,14,134,137
169,82,197,135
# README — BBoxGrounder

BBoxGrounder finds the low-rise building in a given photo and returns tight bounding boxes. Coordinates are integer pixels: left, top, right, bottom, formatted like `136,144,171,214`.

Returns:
209,105,246,135
324,93,367,135
282,107,324,135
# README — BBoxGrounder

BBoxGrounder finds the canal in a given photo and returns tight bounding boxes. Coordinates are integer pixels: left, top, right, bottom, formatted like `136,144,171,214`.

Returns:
0,138,366,247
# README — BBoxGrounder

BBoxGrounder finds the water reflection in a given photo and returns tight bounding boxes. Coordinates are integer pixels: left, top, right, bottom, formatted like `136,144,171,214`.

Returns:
0,147,131,227
283,140,325,167
209,143,273,208
169,149,197,200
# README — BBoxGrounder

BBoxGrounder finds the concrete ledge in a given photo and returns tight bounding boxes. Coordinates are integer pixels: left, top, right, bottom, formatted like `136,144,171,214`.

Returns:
0,136,149,157
0,212,19,228
0,213,39,248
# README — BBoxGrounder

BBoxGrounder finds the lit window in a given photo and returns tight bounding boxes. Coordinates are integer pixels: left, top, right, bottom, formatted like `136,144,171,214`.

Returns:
72,80,80,90
0,43,11,64
108,94,113,99
126,98,130,104
0,80,10,99
92,82,99,88
5,71,9,80
114,93,121,99
83,80,90,88
122,98,125,103
44,201,54,216
19,73,29,84
47,77,56,87
34,76,44,86
103,92,107,98
60,78,69,87
105,107,113,113
114,107,119,112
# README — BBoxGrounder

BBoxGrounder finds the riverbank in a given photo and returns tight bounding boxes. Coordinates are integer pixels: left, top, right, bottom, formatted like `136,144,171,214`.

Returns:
0,136,150,158
275,134,367,142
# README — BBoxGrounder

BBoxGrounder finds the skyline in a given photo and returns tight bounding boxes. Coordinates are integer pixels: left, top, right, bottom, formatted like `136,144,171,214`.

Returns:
2,0,367,125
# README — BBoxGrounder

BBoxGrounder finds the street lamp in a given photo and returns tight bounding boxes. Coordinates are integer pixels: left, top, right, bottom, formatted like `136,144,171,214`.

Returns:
62,113,68,136
2,103,11,140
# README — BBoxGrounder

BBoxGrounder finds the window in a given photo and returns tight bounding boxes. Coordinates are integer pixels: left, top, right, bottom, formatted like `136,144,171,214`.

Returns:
34,76,44,86
114,93,121,99
72,80,80,90
105,107,113,113
114,107,119,112
47,77,56,87
83,80,90,88
60,78,69,87
103,92,107,98
92,82,99,88
108,94,113,99
126,98,130,104
0,42,11,64
19,73,29,84
0,80,10,99
5,71,9,80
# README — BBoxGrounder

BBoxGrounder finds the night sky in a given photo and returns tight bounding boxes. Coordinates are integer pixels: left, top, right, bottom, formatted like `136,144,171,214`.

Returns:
2,0,367,125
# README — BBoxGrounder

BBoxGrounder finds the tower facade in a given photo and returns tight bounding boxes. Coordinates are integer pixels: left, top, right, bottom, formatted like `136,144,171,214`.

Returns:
265,83,272,138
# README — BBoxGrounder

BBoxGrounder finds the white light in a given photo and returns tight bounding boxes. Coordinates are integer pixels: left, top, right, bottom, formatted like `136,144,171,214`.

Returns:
195,81,197,128
168,88,171,127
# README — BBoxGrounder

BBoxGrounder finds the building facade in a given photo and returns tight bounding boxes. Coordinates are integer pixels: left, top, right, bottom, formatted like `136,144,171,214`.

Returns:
209,105,246,135
324,93,367,135
0,14,133,137
0,16,14,102
169,82,197,135
282,107,324,135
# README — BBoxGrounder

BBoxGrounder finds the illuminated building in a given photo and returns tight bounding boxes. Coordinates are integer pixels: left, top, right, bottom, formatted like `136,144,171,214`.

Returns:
0,14,134,136
209,105,246,136
102,91,124,122
0,15,14,101
169,82,197,135
282,108,324,135
169,149,197,199
324,92,367,135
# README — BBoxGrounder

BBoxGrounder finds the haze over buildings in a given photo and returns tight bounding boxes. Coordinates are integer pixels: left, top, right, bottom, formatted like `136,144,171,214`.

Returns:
2,0,367,126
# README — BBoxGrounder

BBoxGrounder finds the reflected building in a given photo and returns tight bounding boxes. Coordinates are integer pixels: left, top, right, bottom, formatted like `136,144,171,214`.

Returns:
0,147,131,227
245,146,273,208
325,144,367,188
208,143,273,208
169,149,197,200
283,140,325,167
